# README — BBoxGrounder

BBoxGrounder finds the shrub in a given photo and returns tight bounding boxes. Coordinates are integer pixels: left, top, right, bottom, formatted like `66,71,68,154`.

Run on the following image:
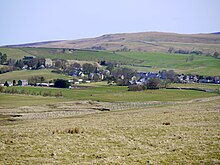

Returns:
55,91,63,97
0,86,4,93
43,91,52,97
52,127,82,134
54,79,70,88
128,85,145,91
21,89,26,94
146,78,161,89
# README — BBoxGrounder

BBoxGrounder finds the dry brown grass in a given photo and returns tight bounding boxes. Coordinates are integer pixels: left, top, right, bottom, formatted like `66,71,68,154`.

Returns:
21,32,220,53
0,97,219,164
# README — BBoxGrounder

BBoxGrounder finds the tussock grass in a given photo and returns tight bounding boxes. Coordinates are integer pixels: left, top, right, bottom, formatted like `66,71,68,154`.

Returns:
52,127,82,134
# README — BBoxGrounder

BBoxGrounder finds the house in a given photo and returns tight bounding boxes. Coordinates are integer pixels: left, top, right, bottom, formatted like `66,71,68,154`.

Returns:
45,58,53,68
68,80,74,83
214,77,220,84
135,72,161,85
137,72,147,78
18,80,28,86
22,65,28,70
78,79,83,83
39,65,45,69
36,83,49,87
71,71,84,77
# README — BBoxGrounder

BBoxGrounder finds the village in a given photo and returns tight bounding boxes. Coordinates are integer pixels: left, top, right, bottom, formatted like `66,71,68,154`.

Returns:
1,55,220,89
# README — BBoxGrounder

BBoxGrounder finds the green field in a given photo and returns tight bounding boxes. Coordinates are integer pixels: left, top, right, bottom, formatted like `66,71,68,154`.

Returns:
19,47,140,65
1,47,219,76
0,69,71,83
0,47,31,60
0,84,218,105
170,83,220,91
119,52,220,76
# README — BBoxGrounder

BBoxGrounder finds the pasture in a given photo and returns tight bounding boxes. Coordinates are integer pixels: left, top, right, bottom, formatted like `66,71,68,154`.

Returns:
119,52,220,76
0,69,71,83
1,47,220,76
1,84,218,103
0,47,31,60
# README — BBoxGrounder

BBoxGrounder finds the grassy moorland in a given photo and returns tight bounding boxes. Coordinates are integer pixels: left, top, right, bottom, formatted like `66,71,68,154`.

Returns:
0,95,219,164
0,69,71,83
11,32,220,53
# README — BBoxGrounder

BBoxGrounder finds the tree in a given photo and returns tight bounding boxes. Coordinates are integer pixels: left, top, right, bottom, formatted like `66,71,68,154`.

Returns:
105,75,116,85
111,68,137,86
166,70,177,82
213,52,220,58
168,47,174,53
146,78,161,89
4,81,9,87
106,63,114,72
54,59,67,69
15,60,24,69
0,52,7,64
13,80,16,86
93,74,101,82
82,63,96,74
28,76,45,85
7,58,16,66
100,60,106,66
72,62,81,68
54,79,70,88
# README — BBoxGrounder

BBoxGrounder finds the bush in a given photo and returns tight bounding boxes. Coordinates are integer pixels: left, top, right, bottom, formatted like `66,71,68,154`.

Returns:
0,86,4,93
28,76,45,86
146,78,161,89
54,79,70,88
55,91,63,97
43,91,52,97
128,85,145,91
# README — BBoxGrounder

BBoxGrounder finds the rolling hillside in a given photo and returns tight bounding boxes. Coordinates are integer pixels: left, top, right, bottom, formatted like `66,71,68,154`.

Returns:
0,47,220,76
7,32,220,54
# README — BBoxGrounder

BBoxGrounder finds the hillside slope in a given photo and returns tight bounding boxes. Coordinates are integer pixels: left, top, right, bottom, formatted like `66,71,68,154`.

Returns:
8,32,220,53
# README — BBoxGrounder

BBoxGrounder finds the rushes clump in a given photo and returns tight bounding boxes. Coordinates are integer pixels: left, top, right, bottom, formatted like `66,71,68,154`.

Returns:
52,127,82,134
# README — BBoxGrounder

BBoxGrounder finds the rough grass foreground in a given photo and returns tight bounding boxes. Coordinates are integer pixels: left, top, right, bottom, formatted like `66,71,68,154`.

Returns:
0,98,219,164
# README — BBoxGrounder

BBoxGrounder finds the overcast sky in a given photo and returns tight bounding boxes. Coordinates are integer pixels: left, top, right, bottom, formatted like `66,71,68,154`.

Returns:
0,0,219,45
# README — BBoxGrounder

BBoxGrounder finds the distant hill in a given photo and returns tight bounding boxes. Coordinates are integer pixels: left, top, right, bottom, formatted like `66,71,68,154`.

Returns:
7,32,220,54
211,32,220,35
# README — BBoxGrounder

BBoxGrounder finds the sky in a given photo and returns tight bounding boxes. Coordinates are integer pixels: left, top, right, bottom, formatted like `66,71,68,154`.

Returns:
0,0,220,46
